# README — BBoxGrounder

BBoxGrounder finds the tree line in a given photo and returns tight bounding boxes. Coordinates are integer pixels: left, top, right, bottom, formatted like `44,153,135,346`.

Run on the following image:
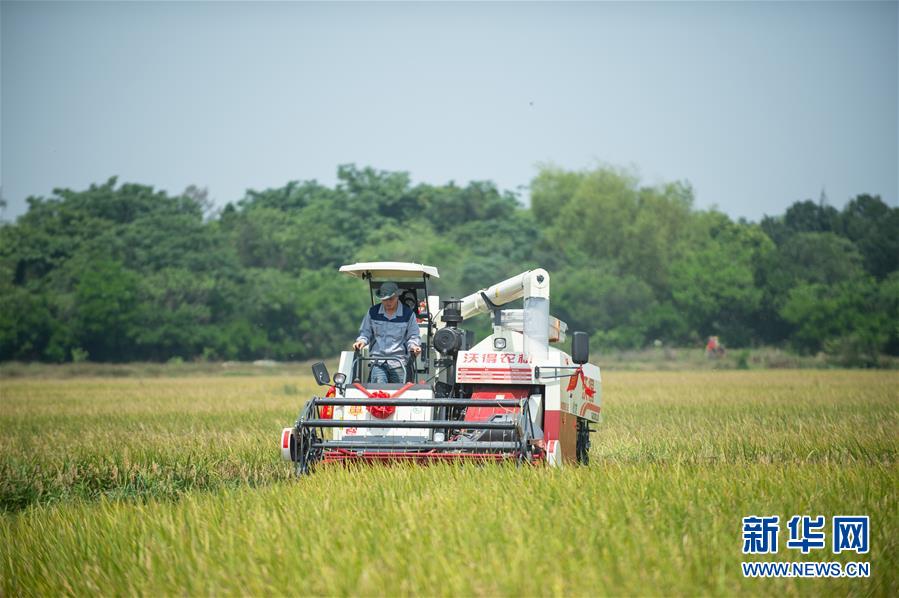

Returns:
1,164,896,365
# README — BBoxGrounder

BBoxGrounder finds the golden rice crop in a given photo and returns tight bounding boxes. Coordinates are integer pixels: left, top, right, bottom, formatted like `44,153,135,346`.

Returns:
1,370,897,596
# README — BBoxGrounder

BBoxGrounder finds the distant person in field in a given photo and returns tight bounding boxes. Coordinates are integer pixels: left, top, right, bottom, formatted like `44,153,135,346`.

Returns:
706,336,724,358
353,281,421,383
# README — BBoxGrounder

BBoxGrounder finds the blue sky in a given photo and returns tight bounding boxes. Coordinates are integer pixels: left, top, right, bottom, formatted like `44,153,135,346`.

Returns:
2,1,897,222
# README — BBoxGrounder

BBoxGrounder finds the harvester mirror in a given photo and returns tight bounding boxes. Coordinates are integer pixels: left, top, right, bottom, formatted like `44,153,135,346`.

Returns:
572,332,589,365
311,362,331,386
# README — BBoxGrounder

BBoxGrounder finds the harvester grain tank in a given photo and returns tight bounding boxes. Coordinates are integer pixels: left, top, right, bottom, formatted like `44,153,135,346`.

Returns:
281,262,601,474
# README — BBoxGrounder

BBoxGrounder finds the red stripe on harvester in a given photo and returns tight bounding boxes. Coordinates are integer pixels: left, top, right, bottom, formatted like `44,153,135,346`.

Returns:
458,367,531,373
281,429,290,449
391,382,414,398
322,452,519,465
460,373,531,378
352,382,416,399
459,372,531,380
461,380,529,384
543,410,560,441
352,383,373,398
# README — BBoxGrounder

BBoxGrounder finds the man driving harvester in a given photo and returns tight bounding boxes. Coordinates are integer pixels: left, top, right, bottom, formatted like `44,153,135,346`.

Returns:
352,281,422,383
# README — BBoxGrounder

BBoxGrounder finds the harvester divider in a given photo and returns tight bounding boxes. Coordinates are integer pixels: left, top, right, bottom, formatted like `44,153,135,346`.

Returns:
301,419,518,430
311,397,522,407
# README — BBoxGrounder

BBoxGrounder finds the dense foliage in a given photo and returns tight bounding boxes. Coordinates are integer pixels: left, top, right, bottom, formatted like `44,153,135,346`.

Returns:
1,165,896,363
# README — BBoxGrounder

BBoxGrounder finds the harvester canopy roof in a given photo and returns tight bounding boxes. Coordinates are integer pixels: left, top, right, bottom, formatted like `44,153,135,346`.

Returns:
339,262,440,280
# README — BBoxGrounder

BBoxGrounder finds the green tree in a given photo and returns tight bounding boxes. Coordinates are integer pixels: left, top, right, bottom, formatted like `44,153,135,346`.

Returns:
71,260,141,362
554,264,658,349
759,199,840,246
132,268,216,360
839,194,899,279
0,285,58,360
753,232,867,344
530,165,582,229
414,180,520,233
533,165,694,294
670,216,773,346
1,164,893,364
781,276,894,362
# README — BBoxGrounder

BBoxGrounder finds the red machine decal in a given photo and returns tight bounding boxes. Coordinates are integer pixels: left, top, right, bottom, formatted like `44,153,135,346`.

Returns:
566,366,596,398
579,402,602,417
457,367,532,383
457,352,532,383
281,429,291,449
461,352,531,364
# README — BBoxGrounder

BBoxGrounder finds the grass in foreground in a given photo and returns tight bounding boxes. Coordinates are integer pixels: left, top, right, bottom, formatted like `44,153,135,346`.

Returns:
1,370,897,595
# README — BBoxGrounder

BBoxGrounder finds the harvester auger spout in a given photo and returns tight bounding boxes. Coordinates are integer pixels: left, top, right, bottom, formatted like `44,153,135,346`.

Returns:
280,262,602,474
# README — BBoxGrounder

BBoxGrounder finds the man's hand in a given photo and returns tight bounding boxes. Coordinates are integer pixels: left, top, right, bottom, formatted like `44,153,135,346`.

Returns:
353,340,367,351
410,345,422,357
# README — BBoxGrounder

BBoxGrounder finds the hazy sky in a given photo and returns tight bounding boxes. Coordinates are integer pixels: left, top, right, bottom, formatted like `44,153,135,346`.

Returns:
2,1,897,222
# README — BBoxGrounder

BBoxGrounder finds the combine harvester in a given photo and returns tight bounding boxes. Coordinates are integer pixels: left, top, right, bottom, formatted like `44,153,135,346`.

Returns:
280,262,601,474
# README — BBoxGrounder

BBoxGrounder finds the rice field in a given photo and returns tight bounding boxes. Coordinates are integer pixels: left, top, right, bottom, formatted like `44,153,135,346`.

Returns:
1,370,897,596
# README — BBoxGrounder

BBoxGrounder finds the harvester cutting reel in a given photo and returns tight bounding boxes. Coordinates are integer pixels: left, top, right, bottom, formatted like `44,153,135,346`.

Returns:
286,395,541,475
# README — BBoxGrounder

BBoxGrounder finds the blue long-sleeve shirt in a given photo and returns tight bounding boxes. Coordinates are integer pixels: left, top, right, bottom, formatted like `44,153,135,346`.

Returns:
356,303,421,362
